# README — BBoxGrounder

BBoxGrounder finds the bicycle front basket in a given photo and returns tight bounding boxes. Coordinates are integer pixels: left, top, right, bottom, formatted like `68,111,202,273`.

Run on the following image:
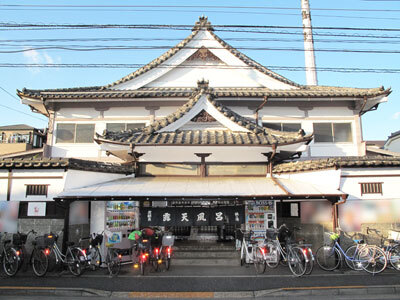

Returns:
91,234,103,247
13,233,27,246
266,229,278,240
162,234,175,246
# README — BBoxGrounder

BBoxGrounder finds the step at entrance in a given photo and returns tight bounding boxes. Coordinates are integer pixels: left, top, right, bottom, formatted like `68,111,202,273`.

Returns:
172,241,240,266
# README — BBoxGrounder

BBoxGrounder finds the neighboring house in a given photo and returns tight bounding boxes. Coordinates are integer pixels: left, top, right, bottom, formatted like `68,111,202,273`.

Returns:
1,17,398,249
384,130,400,153
0,124,45,156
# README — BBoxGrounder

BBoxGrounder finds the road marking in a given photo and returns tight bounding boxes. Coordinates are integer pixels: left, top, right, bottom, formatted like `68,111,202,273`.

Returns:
128,292,214,298
282,285,366,290
0,286,56,290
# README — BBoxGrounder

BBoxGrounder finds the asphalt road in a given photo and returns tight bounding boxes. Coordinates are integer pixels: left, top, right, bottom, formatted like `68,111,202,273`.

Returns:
0,264,399,293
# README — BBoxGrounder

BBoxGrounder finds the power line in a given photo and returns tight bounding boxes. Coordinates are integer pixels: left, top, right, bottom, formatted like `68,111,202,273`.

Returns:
1,63,399,73
1,45,400,54
1,23,400,32
0,86,20,102
0,4,400,13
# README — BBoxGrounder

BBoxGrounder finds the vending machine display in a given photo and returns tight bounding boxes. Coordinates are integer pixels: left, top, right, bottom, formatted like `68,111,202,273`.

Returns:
105,201,138,251
246,200,276,241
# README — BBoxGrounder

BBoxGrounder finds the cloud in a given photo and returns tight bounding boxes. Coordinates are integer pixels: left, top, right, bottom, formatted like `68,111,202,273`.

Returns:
393,112,400,120
22,49,60,73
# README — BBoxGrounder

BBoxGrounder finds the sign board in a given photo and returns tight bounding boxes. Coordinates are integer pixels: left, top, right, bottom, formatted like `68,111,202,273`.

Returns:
27,202,46,217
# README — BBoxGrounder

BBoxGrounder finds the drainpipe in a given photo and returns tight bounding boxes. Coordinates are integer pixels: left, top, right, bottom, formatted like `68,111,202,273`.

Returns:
333,194,348,230
255,96,268,126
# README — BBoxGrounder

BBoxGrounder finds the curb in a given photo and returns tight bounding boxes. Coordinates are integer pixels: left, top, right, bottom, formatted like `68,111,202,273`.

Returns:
0,285,399,298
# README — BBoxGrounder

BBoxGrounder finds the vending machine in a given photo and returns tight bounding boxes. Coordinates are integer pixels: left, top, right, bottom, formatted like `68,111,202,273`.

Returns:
245,200,276,241
105,201,138,259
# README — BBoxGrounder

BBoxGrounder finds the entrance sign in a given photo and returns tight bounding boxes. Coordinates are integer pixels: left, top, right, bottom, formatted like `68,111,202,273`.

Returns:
139,206,245,227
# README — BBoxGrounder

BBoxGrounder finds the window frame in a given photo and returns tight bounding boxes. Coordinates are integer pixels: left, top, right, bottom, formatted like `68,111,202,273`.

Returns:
313,122,353,144
360,182,383,195
262,122,302,132
55,123,95,144
25,184,49,197
106,122,146,132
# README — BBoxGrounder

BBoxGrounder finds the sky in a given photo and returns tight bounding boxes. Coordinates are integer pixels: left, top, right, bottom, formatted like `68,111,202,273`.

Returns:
0,0,399,141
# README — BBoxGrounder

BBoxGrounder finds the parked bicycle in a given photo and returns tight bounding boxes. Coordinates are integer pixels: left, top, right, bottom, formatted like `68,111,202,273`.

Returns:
238,229,267,274
316,230,387,275
10,230,37,275
367,227,400,271
264,225,308,277
79,232,103,271
0,232,19,277
31,230,87,277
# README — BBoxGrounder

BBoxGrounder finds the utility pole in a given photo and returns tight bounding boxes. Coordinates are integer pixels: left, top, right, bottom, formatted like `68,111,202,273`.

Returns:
301,0,318,86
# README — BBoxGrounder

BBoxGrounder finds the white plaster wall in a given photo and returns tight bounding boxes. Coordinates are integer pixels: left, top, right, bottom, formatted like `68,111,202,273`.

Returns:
0,170,9,201
260,106,304,118
310,144,358,157
6,169,66,201
308,106,354,117
56,108,99,119
104,107,150,119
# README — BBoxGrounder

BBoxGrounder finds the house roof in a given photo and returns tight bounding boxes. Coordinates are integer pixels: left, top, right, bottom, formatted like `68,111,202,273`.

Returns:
388,130,400,140
17,17,391,102
0,124,36,131
273,156,400,174
0,157,135,174
96,84,313,147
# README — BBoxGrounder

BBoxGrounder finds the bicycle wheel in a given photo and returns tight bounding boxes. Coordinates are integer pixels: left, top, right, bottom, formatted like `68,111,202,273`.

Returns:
165,256,171,270
388,244,400,271
304,248,314,275
253,247,266,274
2,247,19,277
66,248,84,276
107,249,121,277
287,246,307,277
31,248,48,277
344,245,363,271
89,247,102,270
265,242,279,269
316,245,341,271
359,245,387,275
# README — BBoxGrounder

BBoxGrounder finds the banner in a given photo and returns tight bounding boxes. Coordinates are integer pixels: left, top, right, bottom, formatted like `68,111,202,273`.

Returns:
139,206,245,227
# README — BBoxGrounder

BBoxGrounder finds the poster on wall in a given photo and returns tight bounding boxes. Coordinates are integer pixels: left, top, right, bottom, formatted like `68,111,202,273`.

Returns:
27,202,46,217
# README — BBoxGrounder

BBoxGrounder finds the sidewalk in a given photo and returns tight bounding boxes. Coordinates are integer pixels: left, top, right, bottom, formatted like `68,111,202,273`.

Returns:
0,264,399,298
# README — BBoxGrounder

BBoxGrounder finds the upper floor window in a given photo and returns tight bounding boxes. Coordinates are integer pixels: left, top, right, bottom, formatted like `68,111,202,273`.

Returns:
263,123,301,132
56,123,95,143
360,182,383,195
313,123,352,143
106,123,146,132
26,184,48,197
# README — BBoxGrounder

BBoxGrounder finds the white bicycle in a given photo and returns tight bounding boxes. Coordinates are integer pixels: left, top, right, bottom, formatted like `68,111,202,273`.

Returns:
238,230,266,274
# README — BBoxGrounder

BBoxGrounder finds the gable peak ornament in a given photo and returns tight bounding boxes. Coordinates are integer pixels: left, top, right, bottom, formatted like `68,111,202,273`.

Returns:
192,16,213,32
191,110,216,123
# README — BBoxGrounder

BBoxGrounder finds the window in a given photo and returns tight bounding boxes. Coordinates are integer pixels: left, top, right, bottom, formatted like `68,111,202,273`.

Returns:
26,185,49,197
106,123,146,132
56,124,95,143
313,123,352,143
277,202,300,218
263,123,301,132
360,182,383,195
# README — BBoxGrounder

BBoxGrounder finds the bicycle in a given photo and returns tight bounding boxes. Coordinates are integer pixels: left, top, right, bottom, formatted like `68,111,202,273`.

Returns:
0,232,19,277
159,232,174,271
31,230,87,277
104,242,122,277
9,230,37,275
367,227,400,271
79,232,103,271
264,225,308,277
238,229,267,274
316,230,387,275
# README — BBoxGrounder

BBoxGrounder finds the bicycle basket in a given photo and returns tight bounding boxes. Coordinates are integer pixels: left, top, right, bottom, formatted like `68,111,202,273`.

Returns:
266,229,278,240
35,234,56,248
90,234,103,247
162,234,175,246
13,233,27,246
137,237,151,250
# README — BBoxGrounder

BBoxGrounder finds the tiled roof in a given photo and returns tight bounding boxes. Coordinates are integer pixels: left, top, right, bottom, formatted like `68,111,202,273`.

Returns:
388,130,400,139
0,157,135,174
273,156,400,174
0,124,36,130
17,86,391,100
97,84,312,146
